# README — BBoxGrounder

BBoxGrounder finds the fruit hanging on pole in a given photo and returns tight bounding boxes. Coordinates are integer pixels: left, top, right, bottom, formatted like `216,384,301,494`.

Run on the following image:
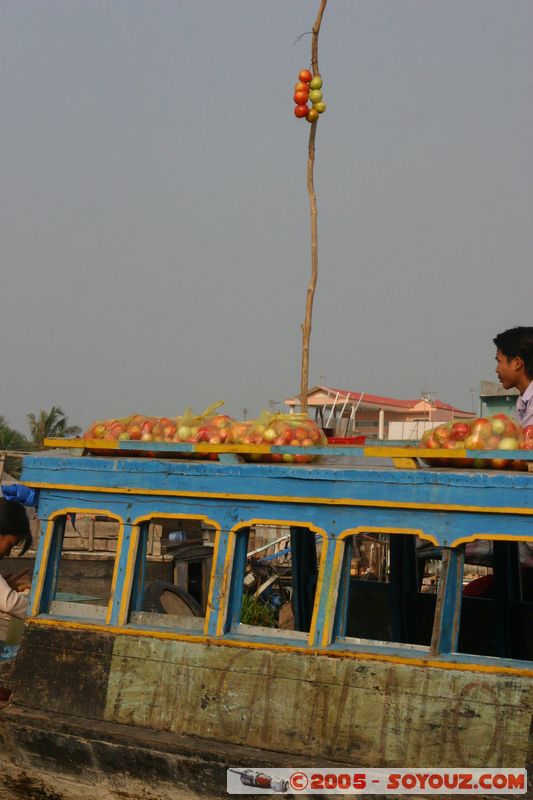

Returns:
292,68,326,121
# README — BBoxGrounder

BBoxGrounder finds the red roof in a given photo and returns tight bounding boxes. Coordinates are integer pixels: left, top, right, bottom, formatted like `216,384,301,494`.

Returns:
285,385,474,416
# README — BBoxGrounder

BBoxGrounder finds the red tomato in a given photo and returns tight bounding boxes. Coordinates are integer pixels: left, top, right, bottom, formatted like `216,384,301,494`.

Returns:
163,424,177,440
293,91,309,105
109,423,126,439
298,69,312,83
127,424,142,440
294,81,309,93
450,422,470,441
294,104,309,118
293,427,309,441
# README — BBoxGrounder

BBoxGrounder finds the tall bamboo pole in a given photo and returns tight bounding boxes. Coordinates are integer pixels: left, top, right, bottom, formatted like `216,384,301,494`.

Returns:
299,0,328,414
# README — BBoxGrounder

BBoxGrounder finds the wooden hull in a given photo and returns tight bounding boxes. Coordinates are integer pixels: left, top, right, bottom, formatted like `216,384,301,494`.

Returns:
1,624,532,799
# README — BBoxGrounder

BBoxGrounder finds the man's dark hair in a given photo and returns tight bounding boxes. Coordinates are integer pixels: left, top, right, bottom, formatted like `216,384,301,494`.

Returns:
493,327,533,379
0,498,32,555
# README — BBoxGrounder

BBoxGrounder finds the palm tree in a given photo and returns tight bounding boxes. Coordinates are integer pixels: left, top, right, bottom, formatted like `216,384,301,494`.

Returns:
27,407,81,448
0,416,31,478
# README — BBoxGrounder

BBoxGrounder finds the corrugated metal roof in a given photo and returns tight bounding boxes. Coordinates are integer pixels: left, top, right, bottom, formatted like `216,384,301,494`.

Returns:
285,385,474,416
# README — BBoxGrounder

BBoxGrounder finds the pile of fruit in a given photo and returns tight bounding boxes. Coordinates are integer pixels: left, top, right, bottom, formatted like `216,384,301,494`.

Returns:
83,407,326,463
293,69,326,123
84,403,232,445
419,414,529,469
230,412,327,463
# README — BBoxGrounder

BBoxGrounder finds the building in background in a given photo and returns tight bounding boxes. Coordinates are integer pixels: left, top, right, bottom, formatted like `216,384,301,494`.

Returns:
479,380,518,418
284,386,475,440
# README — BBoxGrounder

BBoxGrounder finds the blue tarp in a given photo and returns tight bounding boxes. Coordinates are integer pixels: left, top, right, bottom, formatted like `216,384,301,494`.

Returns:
1,484,38,507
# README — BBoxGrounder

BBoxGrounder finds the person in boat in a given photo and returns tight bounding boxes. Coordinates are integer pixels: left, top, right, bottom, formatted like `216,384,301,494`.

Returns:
494,326,533,427
0,498,33,625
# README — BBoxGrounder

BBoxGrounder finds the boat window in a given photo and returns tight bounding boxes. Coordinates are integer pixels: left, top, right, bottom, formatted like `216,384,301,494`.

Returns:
128,517,216,632
49,514,119,621
335,533,439,648
230,525,322,640
458,539,533,662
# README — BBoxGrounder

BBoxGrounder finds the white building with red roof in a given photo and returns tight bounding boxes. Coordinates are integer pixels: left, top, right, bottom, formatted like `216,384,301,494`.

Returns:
284,386,475,440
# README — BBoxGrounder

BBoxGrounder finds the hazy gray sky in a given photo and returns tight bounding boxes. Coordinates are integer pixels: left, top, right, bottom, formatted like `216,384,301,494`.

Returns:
1,0,532,433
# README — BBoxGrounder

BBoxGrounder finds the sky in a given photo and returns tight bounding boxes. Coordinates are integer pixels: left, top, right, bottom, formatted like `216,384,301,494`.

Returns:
1,0,532,434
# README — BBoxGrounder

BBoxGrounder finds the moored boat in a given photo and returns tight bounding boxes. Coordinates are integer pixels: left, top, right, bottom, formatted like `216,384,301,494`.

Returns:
0,439,532,799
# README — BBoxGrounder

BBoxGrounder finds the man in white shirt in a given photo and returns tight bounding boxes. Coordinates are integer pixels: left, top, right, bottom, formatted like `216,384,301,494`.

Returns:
494,327,533,429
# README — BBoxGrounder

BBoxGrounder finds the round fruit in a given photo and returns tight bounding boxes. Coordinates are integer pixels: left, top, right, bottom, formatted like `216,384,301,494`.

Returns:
163,424,177,440
307,108,319,122
450,422,470,440
313,101,326,113
298,69,312,83
491,419,506,435
309,89,323,103
293,427,309,441
490,459,510,469
294,81,309,93
177,425,192,441
294,104,309,118
309,75,323,90
294,91,309,105
262,427,277,442
498,437,518,450
127,424,142,440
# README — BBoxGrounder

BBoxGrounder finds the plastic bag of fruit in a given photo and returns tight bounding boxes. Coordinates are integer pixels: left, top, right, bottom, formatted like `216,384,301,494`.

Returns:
233,412,327,463
419,414,521,469
84,414,147,441
84,403,231,444
519,425,533,450
172,402,234,444
513,424,533,471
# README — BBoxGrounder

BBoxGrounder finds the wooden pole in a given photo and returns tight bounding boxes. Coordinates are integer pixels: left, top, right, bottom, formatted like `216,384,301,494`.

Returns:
300,0,328,414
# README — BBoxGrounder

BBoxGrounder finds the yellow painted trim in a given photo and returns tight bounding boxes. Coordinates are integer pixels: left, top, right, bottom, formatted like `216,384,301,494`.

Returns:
125,511,221,632
49,438,531,463
34,508,123,621
229,519,327,643
116,525,140,627
319,539,345,648
337,525,439,546
130,511,220,530
24,480,533,519
204,529,223,635
105,523,125,624
450,532,533,548
30,520,55,616
41,507,123,526
367,446,460,459
215,532,236,637
231,519,327,538
391,457,419,469
308,537,331,645
26,616,533,679
44,438,274,454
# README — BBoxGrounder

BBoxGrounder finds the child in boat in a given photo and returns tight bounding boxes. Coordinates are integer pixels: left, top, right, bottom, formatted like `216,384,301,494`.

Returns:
493,326,533,427
0,498,33,623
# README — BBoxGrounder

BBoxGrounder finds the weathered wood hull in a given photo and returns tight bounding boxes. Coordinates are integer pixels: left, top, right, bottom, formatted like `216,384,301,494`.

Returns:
1,624,532,799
